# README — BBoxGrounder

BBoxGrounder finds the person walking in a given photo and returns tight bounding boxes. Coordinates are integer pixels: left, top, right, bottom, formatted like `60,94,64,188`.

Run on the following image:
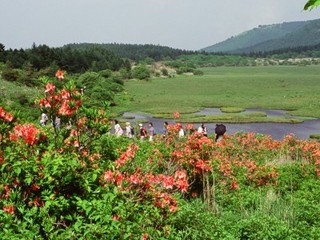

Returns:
148,122,155,141
114,120,123,137
139,123,147,140
178,124,185,138
162,121,168,136
198,123,207,137
125,122,134,138
40,113,48,126
215,124,226,142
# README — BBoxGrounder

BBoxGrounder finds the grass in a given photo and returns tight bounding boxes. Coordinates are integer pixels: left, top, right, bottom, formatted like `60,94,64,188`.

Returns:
220,107,245,113
152,111,304,123
114,65,320,122
0,77,40,121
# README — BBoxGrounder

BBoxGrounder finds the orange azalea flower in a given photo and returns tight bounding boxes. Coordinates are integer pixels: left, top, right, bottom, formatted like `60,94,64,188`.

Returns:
104,170,114,182
0,107,15,123
10,124,45,145
174,170,188,192
173,111,180,119
45,83,55,94
231,181,239,190
0,106,5,118
3,205,14,215
142,233,149,240
4,112,14,122
184,123,194,130
55,70,64,80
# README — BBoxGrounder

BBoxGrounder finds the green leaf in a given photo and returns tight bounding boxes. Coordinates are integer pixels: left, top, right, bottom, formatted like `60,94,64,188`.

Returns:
304,0,320,10
14,167,21,176
92,173,98,182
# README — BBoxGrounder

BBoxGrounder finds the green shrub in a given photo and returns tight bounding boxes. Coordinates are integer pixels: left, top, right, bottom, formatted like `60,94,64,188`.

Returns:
131,64,150,80
236,214,291,239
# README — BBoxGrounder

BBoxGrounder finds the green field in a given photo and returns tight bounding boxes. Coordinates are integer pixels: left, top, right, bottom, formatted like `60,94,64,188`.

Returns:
116,65,320,122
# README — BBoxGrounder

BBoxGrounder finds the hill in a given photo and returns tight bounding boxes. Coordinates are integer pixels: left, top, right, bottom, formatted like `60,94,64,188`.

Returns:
202,18,320,54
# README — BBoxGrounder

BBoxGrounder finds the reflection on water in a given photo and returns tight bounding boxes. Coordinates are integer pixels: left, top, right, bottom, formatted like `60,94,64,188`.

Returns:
122,109,320,140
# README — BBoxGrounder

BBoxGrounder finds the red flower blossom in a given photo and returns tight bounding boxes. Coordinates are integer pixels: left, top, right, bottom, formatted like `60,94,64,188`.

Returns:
3,205,14,214
173,111,180,119
195,159,212,172
77,117,87,128
115,172,124,185
142,233,149,240
174,170,188,192
115,144,139,168
184,123,194,130
60,89,71,99
160,175,175,189
4,112,14,122
45,83,55,94
4,184,10,199
55,70,65,80
0,107,5,118
28,196,44,207
104,170,114,183
231,181,239,190
10,124,45,145
169,204,178,212
39,98,51,108
0,107,15,123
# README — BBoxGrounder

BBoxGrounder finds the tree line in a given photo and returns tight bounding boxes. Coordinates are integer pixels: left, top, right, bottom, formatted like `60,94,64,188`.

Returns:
0,43,129,74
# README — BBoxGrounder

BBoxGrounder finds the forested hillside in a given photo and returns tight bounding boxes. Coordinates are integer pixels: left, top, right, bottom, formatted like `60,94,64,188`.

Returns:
0,43,129,74
202,18,320,54
64,43,197,62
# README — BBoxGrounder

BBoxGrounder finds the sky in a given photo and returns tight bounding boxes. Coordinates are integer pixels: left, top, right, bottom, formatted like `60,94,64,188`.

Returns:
1,0,320,51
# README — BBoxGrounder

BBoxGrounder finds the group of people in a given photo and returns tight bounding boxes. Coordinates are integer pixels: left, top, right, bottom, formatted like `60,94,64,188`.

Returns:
39,114,226,142
39,113,61,129
114,120,226,142
114,120,157,141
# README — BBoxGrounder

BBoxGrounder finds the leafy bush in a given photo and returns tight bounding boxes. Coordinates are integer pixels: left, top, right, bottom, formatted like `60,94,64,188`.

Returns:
131,64,151,80
1,72,320,238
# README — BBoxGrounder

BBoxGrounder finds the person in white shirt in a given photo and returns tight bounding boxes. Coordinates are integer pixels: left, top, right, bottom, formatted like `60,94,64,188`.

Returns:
178,124,185,138
125,122,134,138
198,123,207,137
114,120,123,137
40,113,48,126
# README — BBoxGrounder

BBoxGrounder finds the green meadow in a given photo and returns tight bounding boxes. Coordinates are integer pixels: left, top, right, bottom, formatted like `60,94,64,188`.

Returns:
117,65,320,122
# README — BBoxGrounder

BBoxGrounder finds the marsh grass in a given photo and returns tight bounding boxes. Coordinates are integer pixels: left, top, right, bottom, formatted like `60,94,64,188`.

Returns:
309,133,320,140
243,189,295,227
152,111,304,123
117,66,320,121
220,107,245,113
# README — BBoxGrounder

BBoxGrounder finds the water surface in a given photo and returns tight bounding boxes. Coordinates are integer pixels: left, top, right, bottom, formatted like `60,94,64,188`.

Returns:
122,109,320,140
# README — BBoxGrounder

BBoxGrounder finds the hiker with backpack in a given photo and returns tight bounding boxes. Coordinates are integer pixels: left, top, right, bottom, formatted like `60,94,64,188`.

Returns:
139,123,147,141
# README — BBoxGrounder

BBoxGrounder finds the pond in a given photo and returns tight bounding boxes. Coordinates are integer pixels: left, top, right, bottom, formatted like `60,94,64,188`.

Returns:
122,108,320,140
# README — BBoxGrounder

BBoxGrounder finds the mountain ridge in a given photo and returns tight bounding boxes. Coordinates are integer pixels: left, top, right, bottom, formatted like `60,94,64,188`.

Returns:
201,18,320,54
